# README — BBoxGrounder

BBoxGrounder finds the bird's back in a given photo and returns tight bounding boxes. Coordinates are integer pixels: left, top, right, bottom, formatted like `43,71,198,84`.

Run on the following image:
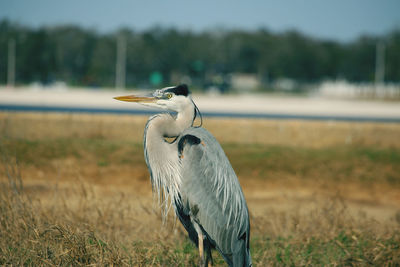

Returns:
175,127,251,266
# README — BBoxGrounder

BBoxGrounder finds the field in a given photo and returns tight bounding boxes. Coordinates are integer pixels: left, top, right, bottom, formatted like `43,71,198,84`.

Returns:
1,112,400,266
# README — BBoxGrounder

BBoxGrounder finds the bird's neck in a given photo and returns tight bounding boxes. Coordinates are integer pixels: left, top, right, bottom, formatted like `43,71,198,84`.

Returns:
148,103,195,139
144,102,195,165
173,103,196,136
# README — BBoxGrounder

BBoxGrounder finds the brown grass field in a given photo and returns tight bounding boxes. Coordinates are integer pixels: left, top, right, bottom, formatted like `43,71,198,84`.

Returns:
0,112,399,266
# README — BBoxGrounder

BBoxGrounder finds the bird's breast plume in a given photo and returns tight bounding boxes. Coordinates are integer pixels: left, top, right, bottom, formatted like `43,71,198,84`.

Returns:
143,115,183,220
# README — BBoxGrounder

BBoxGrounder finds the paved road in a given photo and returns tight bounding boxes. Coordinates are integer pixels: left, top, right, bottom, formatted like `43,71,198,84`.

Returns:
1,87,400,122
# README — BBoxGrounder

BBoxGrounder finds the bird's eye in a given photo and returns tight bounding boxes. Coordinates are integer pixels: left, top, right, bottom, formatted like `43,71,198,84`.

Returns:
166,93,173,99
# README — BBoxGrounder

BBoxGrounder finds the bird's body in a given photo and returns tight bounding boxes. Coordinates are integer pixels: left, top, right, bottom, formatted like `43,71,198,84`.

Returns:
115,85,251,267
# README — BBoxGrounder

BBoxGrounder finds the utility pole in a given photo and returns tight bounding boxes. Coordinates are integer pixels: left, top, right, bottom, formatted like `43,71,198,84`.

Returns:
7,39,16,88
115,34,127,89
375,41,385,86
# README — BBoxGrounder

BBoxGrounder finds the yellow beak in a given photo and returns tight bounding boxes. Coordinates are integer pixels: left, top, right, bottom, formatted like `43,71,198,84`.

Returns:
113,95,156,103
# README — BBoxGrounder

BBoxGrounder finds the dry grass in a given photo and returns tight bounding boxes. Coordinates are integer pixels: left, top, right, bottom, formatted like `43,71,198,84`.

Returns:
0,112,400,266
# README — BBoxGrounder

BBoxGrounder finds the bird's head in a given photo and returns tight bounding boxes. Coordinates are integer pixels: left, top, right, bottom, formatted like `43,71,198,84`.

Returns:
114,84,192,113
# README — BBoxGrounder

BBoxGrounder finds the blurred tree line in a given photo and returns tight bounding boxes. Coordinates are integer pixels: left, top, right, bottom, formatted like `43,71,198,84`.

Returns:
0,19,399,89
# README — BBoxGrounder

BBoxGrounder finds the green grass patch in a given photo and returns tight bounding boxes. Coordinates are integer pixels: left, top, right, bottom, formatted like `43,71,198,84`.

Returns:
1,138,399,185
224,143,400,185
249,232,400,266
1,138,143,166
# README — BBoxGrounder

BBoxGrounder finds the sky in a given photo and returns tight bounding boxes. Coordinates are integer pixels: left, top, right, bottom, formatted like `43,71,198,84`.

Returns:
1,0,399,42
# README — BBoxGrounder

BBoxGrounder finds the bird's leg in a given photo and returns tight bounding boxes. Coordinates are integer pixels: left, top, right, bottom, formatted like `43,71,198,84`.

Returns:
205,242,213,267
198,231,204,265
193,222,206,267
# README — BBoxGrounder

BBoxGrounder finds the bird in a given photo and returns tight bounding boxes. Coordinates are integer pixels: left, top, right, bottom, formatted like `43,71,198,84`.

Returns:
114,84,251,267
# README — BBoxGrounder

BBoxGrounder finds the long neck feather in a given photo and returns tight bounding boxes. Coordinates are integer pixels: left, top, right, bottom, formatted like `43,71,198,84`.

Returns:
143,101,195,217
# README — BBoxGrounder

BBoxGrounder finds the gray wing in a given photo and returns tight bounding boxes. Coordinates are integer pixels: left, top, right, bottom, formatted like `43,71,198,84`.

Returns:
176,127,251,265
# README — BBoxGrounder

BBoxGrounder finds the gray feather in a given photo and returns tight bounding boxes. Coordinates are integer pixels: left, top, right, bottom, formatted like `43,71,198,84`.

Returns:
177,127,251,265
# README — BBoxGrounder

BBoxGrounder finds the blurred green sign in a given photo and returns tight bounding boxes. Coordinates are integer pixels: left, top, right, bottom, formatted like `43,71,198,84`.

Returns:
150,71,163,86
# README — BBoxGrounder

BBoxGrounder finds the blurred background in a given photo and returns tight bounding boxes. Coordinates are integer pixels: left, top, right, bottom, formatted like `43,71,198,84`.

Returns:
0,0,399,97
0,1,400,265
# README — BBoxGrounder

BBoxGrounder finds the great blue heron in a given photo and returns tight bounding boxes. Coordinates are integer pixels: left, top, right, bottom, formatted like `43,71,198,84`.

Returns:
114,84,251,267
